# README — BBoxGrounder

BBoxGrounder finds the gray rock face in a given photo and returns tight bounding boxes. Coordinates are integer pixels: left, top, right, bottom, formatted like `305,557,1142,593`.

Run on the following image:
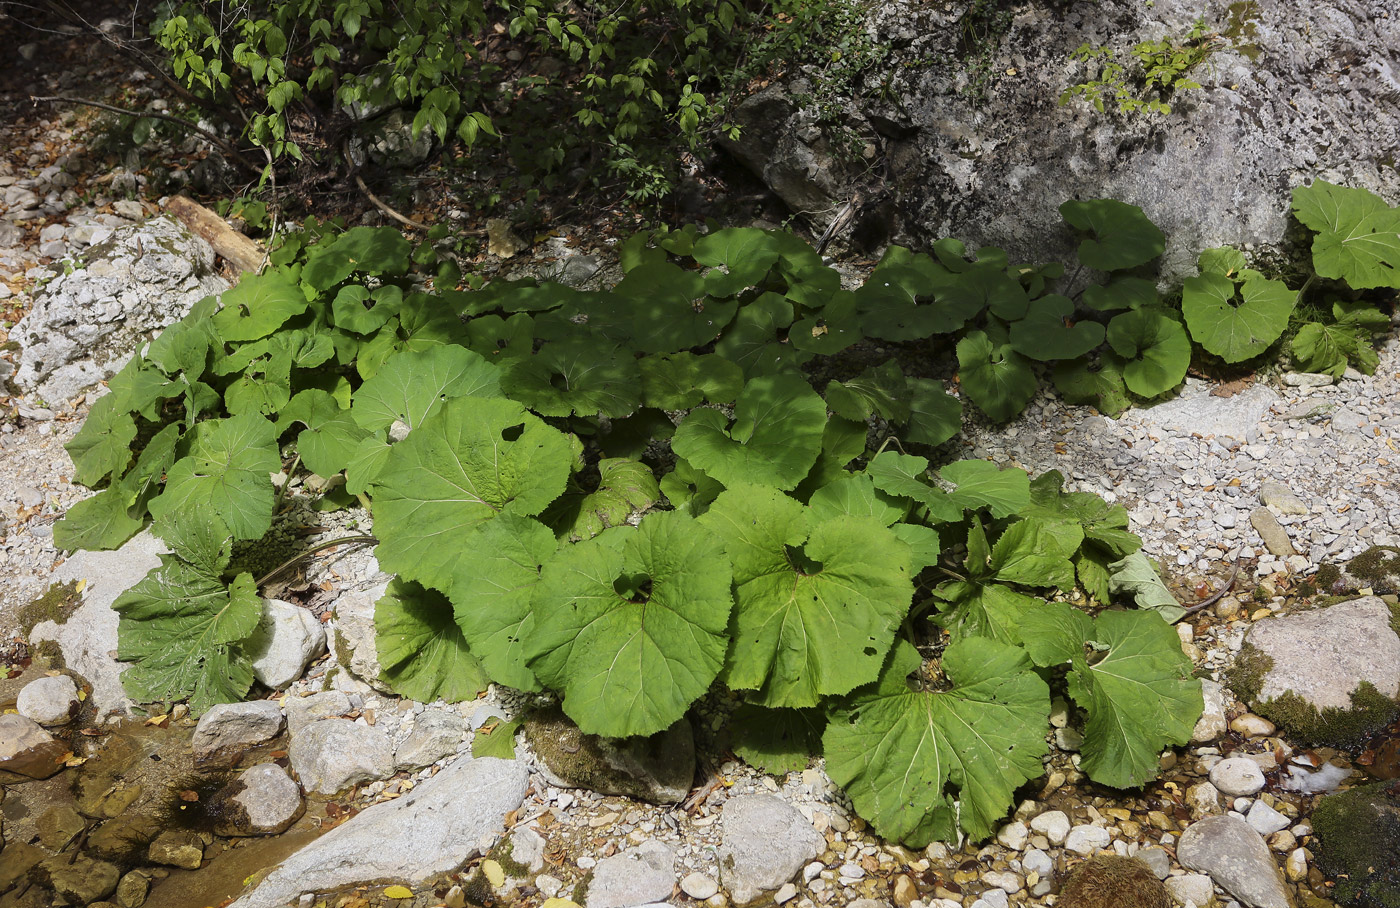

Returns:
0,713,68,779
31,530,168,719
1165,873,1217,908
396,708,466,770
41,853,121,904
1191,679,1227,744
192,701,285,764
509,826,546,874
230,756,528,908
717,794,826,905
586,840,677,908
289,718,394,795
213,763,304,836
247,598,326,690
12,216,228,402
526,707,695,804
725,0,1400,283
148,829,205,869
329,582,392,693
1137,381,1277,444
16,674,81,725
1241,596,1400,722
284,690,352,730
1178,815,1292,908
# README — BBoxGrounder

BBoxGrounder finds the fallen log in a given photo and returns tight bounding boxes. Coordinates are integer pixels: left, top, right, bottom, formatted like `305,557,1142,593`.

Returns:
166,195,266,278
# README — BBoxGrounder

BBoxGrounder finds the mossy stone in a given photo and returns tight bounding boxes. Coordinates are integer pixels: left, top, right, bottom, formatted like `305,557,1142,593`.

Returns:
1312,781,1400,908
17,581,82,637
1346,546,1400,594
1059,855,1171,908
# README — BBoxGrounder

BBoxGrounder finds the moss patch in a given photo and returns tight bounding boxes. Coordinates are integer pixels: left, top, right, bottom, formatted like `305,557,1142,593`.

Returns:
1347,545,1400,593
486,836,531,879
1314,561,1343,593
33,639,67,670
1227,643,1398,747
571,873,592,907
1312,782,1400,908
1059,854,1171,908
18,581,83,637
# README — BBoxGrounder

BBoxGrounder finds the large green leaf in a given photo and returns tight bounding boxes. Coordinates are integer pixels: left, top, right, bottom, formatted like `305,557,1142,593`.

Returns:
1105,309,1190,398
113,513,261,715
1290,320,1378,378
332,283,402,334
824,638,1050,845
989,517,1082,588
638,352,744,410
791,290,864,354
525,511,733,738
54,487,143,552
658,458,724,517
956,330,1037,423
1060,199,1165,271
1024,470,1141,558
352,345,502,432
1052,355,1131,415
1181,272,1295,362
449,514,556,692
932,581,1040,645
612,262,737,352
277,390,372,479
1009,294,1106,361
371,397,575,592
824,360,910,424
904,378,963,447
713,292,793,374
865,454,1029,523
542,457,661,543
67,395,137,487
730,705,824,775
502,335,642,418
671,374,827,491
693,228,782,297
149,414,281,541
1291,180,1400,289
1081,277,1158,313
1021,604,1201,788
698,486,912,708
374,579,489,702
210,270,310,342
302,226,412,291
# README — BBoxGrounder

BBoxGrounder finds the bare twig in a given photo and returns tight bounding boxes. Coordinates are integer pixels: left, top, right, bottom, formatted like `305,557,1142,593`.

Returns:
353,172,428,231
29,94,261,173
255,535,378,590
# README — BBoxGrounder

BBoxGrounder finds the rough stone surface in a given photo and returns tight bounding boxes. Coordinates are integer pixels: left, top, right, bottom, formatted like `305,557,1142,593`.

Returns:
587,840,676,908
396,708,466,770
1210,757,1267,797
1029,810,1071,846
12,216,227,402
214,763,305,836
725,0,1400,283
526,707,695,804
148,829,204,869
1259,482,1309,516
1192,679,1228,744
1178,815,1291,908
41,853,121,904
16,673,81,725
30,530,167,719
1250,508,1297,558
229,756,528,908
717,794,826,905
1164,873,1217,908
681,871,720,900
0,713,68,779
509,826,546,874
1242,596,1400,714
192,700,285,763
247,598,326,690
289,718,394,795
1136,383,1278,444
1065,824,1112,855
330,582,392,693
284,690,353,730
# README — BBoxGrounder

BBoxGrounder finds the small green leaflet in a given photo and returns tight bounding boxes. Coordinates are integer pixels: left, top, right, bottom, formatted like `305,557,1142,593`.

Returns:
372,397,575,593
1181,271,1295,363
658,458,724,517
956,330,1037,423
472,715,523,759
542,457,660,543
693,227,782,298
149,413,281,541
374,579,489,703
1060,199,1166,271
672,374,827,491
352,345,502,432
1105,309,1191,398
113,513,261,715
54,487,143,552
698,485,912,708
1291,180,1400,289
864,453,1030,523
1290,303,1384,377
450,514,556,692
525,511,734,738
210,270,310,342
1081,277,1157,313
1107,551,1183,620
824,638,1050,845
66,395,137,487
1018,604,1202,788
730,704,824,776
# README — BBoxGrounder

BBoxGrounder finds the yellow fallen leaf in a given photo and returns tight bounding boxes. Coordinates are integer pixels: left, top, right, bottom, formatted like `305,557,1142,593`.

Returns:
541,900,583,908
384,885,413,899
75,579,87,594
482,859,505,888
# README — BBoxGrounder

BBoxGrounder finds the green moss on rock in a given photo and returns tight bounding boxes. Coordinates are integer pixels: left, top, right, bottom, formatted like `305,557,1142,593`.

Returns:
1347,546,1400,593
486,836,531,879
18,581,83,637
1312,782,1400,908
1059,855,1171,908
1227,643,1398,748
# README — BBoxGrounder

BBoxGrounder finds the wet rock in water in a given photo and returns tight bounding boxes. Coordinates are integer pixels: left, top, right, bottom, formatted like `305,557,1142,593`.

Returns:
17,674,81,725
247,598,326,690
30,530,168,719
395,708,466,770
0,713,69,779
1210,757,1267,797
229,756,528,908
148,828,205,869
284,690,352,730
587,840,677,908
1178,815,1291,908
1058,854,1170,908
289,717,394,795
116,869,151,908
213,762,305,836
717,793,826,905
0,842,45,891
1029,809,1071,846
36,805,86,850
524,706,694,804
192,700,284,764
39,852,121,903
1245,800,1291,837
1229,596,1400,746
1311,781,1400,908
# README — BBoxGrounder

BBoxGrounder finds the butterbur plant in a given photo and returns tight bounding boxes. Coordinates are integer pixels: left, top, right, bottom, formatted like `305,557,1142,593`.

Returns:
59,207,1246,846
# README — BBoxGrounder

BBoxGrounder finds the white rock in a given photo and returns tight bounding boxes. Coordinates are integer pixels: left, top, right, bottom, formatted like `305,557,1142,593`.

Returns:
1245,800,1290,836
395,709,466,770
16,674,80,725
681,872,719,900
1228,714,1276,738
1191,680,1227,743
192,701,284,763
1064,824,1111,855
1209,757,1266,796
508,826,546,874
215,763,304,836
289,718,394,795
996,820,1028,851
774,883,798,904
1029,810,1071,846
587,841,676,908
1165,873,1216,908
248,599,327,690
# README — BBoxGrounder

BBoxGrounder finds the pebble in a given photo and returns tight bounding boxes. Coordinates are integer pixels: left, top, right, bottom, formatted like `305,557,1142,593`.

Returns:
1228,713,1276,737
681,872,719,900
1209,757,1266,796
16,674,80,725
1064,824,1111,855
1245,800,1291,836
1028,810,1070,845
